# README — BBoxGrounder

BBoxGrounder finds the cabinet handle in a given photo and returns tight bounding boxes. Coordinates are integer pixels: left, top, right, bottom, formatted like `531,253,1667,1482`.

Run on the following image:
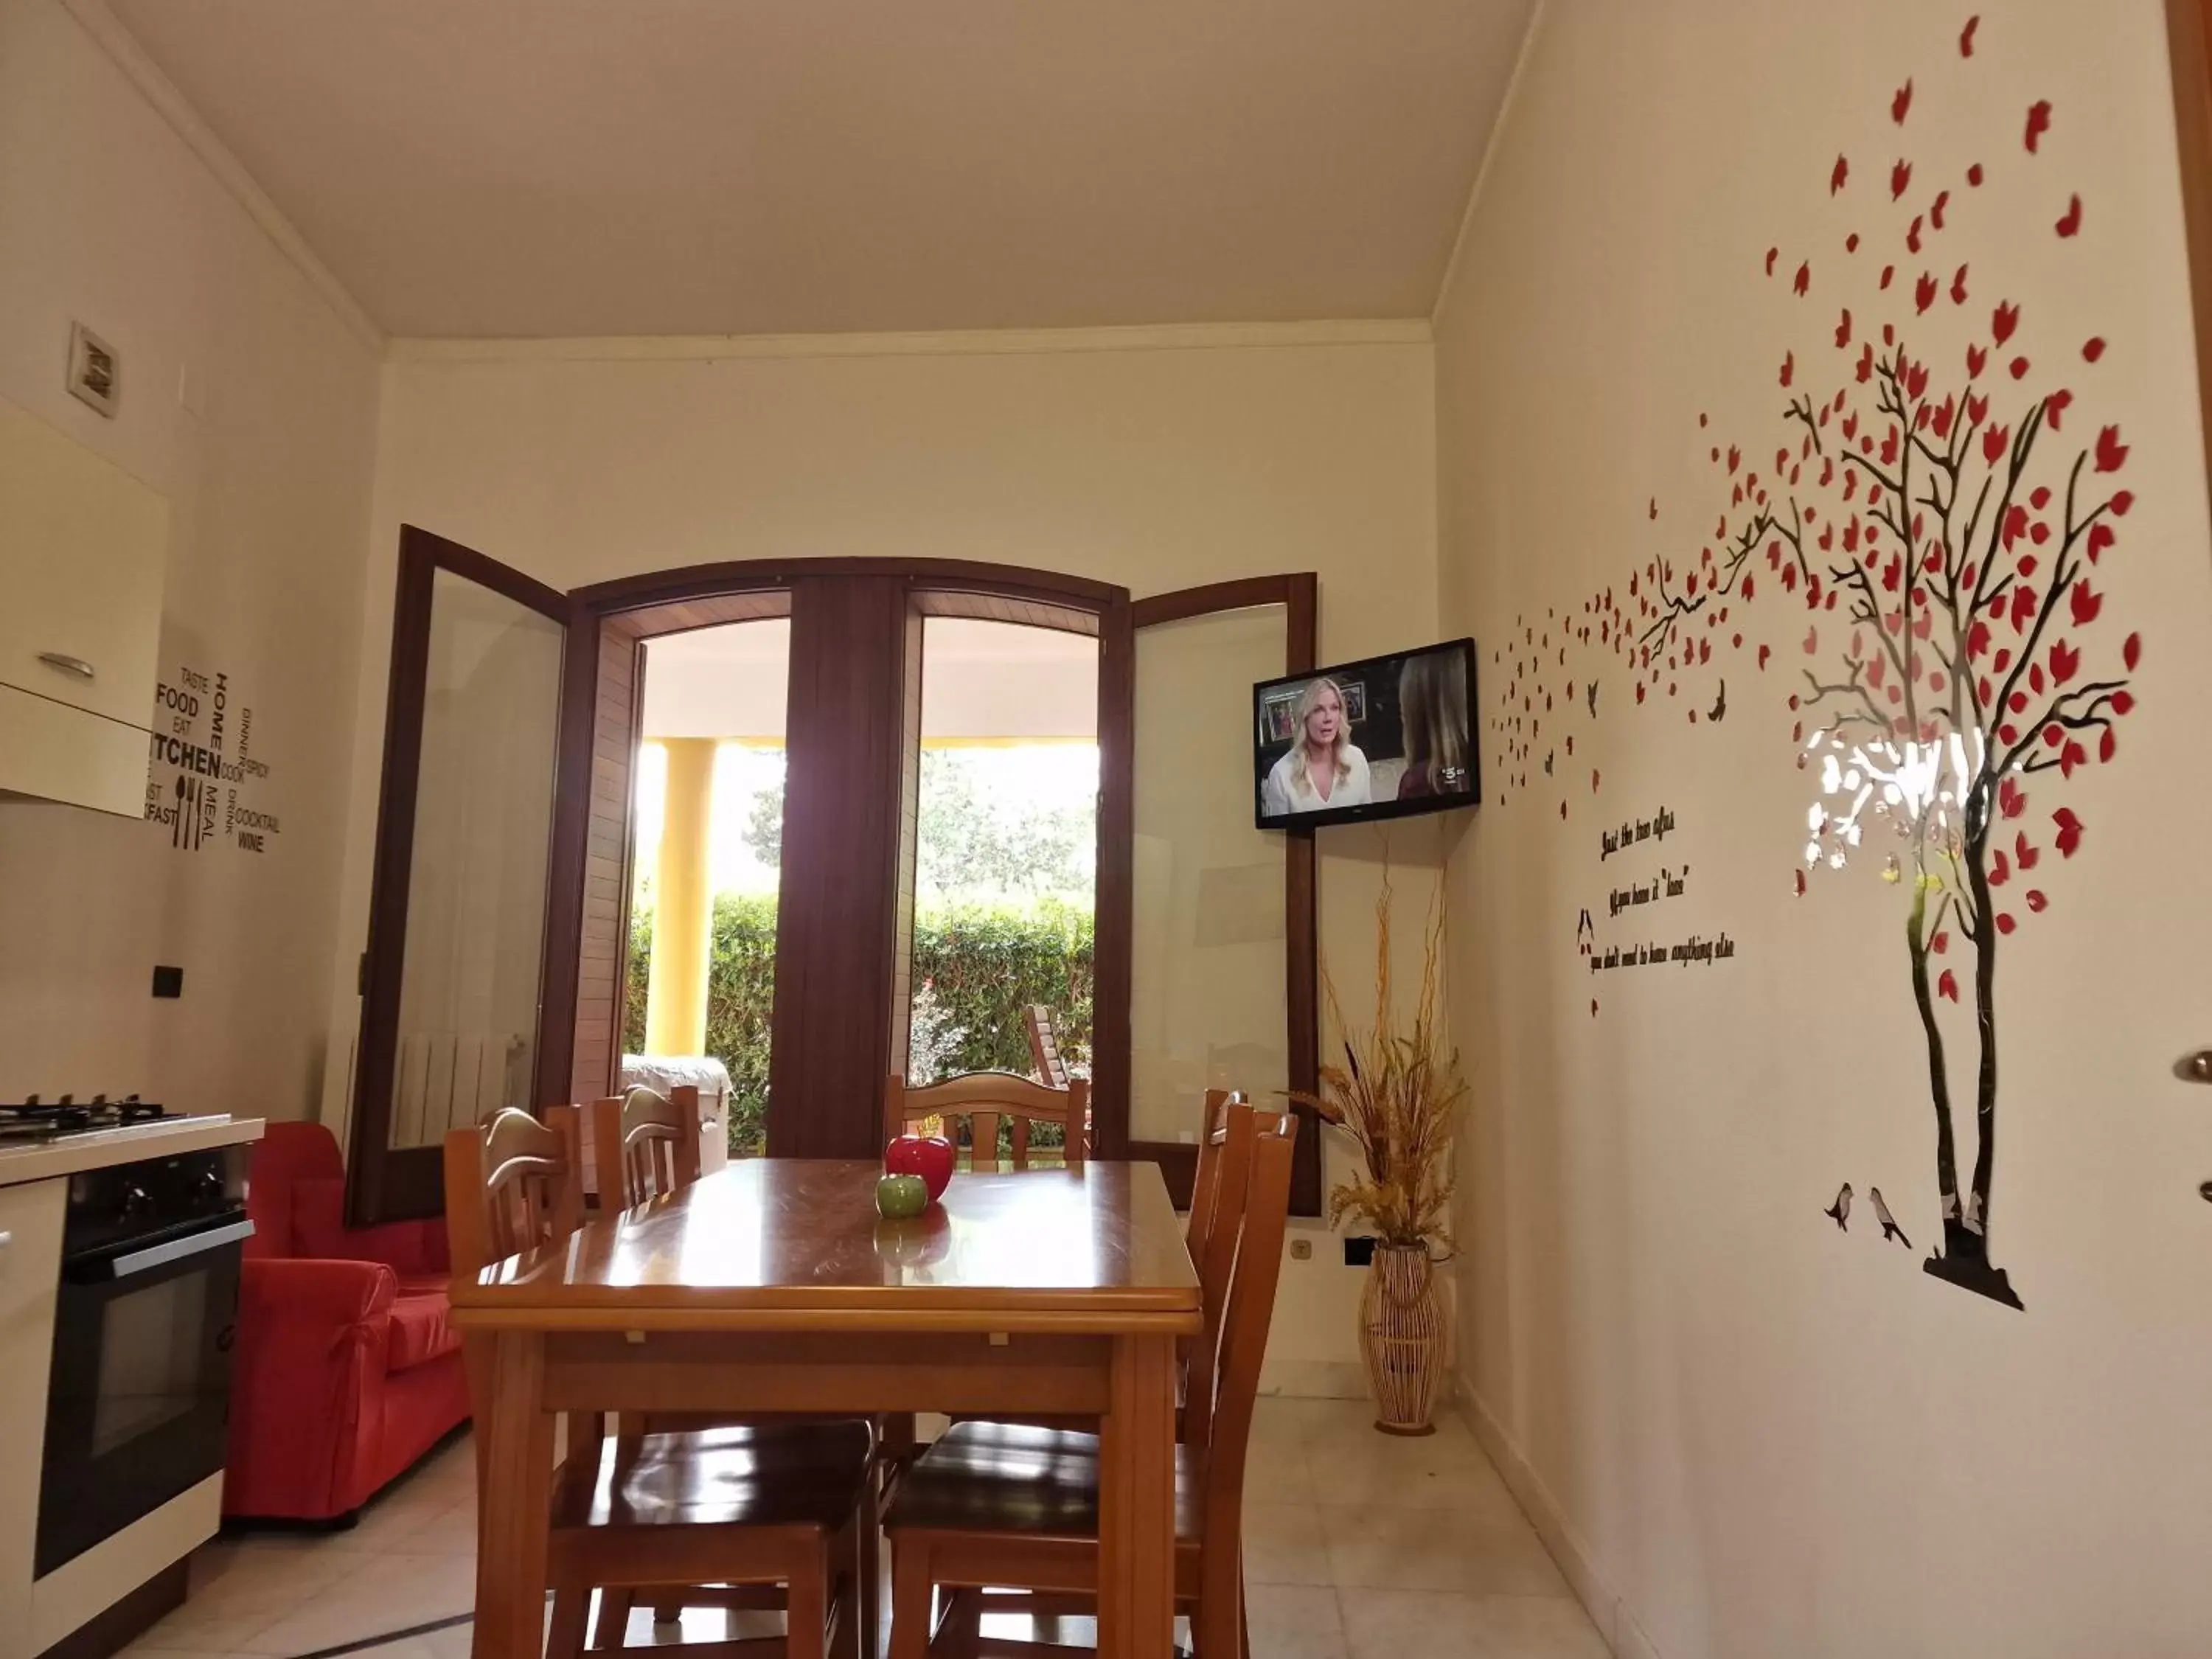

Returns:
37,652,95,681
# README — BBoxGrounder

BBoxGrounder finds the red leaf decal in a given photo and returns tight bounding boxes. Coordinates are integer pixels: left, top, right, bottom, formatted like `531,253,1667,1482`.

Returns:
1950,264,1969,305
2016,832,2039,869
1992,301,2020,344
1779,350,1794,387
2053,807,2084,857
1891,159,1913,200
1931,189,1950,230
1961,15,1980,56
1989,849,2010,886
1983,423,2009,465
1966,343,1988,379
2055,194,2081,237
1804,625,1818,655
1967,161,1985,187
1915,272,1937,313
1892,80,1913,125
1967,619,1992,658
1832,154,1849,194
1835,307,1853,348
2083,335,2107,362
1794,260,1811,297
2099,727,2117,763
1592,770,1600,793
1995,912,2017,935
1907,215,1924,255
2070,581,2102,627
2123,630,2142,670
2087,522,2115,561
1766,247,1778,277
1758,644,1771,670
2026,888,2048,914
2011,586,2037,630
2050,639,2079,684
2112,489,2135,515
2000,776,2025,818
2044,388,2071,431
2025,100,2052,153
2095,425,2129,472
1880,263,1895,290
2009,355,2030,380
1938,969,1959,1002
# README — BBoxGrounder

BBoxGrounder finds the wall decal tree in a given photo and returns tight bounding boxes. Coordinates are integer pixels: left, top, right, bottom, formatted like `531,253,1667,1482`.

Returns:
1488,12,2138,1311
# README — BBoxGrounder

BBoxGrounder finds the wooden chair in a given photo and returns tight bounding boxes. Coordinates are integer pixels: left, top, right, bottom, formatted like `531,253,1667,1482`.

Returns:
1023,1004,1071,1088
882,1112,1298,1659
885,1071,1089,1172
592,1085,703,1208
445,1107,873,1659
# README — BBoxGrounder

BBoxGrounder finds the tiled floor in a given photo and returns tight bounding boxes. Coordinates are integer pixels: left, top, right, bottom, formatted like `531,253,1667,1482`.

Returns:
122,1400,1607,1659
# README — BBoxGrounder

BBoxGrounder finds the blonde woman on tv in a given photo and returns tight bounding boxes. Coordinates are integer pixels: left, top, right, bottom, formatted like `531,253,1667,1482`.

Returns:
1262,676,1371,815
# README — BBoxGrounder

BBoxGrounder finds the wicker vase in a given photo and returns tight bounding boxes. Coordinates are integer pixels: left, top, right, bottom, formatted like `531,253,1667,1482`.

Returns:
1359,1242,1445,1435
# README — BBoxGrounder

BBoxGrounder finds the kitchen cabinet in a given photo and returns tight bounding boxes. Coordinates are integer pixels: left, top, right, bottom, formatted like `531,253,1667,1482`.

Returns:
0,396,167,818
0,1178,65,1659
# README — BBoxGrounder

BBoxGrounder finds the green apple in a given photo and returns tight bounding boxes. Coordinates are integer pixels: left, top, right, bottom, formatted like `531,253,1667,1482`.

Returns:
875,1172,930,1220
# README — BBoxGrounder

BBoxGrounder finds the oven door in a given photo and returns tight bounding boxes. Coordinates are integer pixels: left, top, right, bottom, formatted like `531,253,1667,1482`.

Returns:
36,1214,251,1576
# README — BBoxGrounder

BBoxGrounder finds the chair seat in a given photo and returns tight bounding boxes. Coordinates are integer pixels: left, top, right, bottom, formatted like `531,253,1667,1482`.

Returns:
557,1422,874,1534
884,1420,1202,1544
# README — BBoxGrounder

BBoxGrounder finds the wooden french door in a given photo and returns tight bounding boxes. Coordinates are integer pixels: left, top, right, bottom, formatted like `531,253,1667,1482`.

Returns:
347,527,582,1225
1100,576,1322,1214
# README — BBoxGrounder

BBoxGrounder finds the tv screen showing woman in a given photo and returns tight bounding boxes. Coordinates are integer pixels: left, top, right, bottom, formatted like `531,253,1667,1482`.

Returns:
1253,639,1478,830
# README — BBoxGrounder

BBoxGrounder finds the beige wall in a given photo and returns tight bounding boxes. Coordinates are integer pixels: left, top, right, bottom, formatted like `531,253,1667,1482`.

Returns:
0,0,381,1116
1436,1,2212,1654
342,330,1444,1382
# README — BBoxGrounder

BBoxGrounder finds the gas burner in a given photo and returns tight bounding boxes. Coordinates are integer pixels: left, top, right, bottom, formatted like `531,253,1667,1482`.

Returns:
0,1095,173,1140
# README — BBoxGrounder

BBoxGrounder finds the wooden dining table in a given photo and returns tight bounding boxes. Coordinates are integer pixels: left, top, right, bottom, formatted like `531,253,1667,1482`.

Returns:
448,1157,1200,1659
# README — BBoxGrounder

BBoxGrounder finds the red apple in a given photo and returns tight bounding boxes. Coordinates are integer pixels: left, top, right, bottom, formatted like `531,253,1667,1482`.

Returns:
884,1133,955,1202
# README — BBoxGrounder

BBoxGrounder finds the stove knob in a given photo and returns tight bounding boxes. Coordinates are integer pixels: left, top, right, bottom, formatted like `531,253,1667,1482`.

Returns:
192,1169,227,1206
117,1182,153,1220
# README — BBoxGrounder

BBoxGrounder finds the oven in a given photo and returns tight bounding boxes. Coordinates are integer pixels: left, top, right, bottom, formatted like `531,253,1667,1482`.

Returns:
36,1144,252,1576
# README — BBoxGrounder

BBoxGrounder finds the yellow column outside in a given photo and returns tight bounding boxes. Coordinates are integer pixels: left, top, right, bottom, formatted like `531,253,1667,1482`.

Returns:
644,738,715,1057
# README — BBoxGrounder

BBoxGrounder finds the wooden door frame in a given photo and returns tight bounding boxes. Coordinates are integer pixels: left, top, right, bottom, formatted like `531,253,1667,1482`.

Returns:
550,559,1130,1164
1100,574,1322,1215
349,525,577,1225
2168,0,2212,494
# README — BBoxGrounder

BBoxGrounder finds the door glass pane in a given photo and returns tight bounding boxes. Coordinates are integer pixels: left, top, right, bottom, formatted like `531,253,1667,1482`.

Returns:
907,618,1099,1168
1130,606,1287,1144
624,619,790,1161
387,569,565,1148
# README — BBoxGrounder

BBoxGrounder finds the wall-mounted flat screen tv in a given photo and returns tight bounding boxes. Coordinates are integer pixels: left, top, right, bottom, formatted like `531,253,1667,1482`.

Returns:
1253,639,1479,830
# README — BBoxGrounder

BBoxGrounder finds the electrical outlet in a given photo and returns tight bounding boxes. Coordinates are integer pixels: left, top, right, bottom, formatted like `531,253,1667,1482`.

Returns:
67,321,119,417
150,965,183,998
1343,1235,1377,1268
1289,1238,1312,1261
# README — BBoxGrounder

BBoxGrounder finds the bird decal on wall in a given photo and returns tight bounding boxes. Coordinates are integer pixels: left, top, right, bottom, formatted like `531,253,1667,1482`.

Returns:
1869,1187,1910,1249
1823,1183,1853,1230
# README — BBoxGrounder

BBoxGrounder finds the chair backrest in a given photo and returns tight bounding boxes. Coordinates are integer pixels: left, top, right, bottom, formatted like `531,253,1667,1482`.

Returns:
1024,1004,1071,1088
1196,1112,1297,1627
884,1071,1088,1172
592,1085,702,1209
243,1121,346,1259
1182,1095,1259,1449
1183,1088,1239,1257
442,1105,585,1279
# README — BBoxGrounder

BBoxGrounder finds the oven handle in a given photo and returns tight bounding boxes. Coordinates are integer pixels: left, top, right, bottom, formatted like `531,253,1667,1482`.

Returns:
98,1217,254,1280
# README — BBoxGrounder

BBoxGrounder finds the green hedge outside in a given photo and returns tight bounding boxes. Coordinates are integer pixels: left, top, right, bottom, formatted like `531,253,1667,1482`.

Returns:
622,893,1093,1157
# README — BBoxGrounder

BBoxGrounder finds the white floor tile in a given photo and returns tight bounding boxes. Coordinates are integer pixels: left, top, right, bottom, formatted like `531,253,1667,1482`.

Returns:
1244,1585,1350,1659
1321,1506,1571,1598
1338,1588,1610,1659
1242,1503,1337,1586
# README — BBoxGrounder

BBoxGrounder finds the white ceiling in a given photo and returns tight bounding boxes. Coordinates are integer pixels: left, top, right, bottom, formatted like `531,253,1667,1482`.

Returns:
102,0,1533,339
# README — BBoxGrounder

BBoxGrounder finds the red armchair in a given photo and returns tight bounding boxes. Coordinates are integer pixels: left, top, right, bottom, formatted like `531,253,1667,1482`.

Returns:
223,1121,471,1522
